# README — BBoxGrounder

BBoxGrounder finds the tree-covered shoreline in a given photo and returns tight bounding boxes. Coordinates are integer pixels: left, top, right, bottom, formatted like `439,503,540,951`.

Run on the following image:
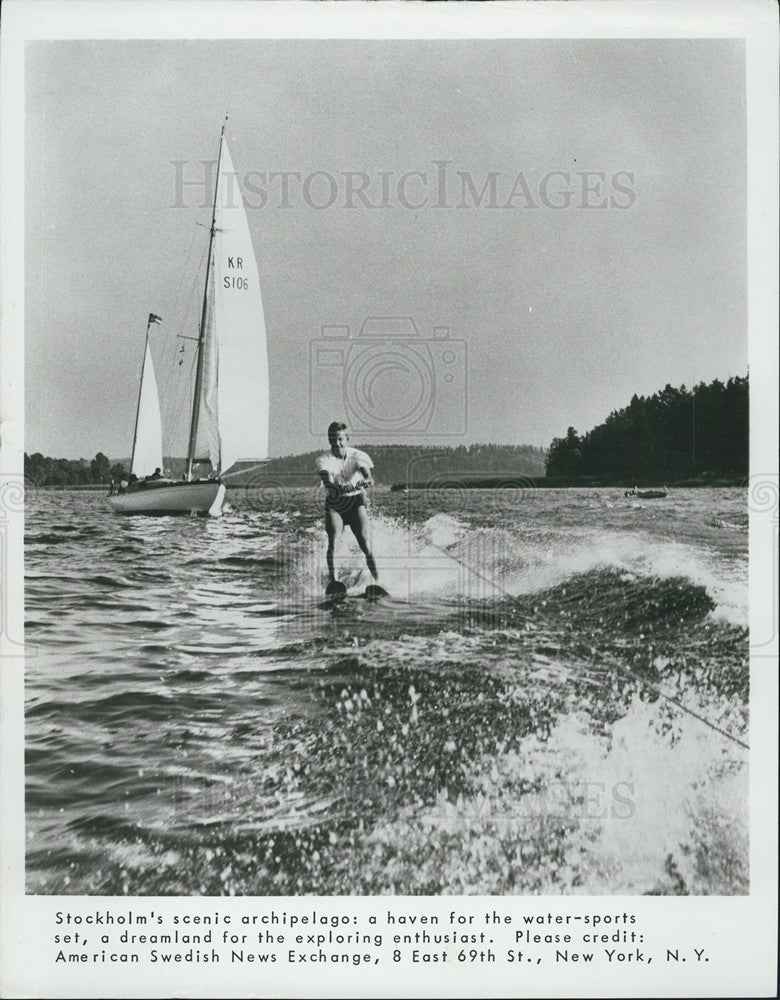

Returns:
546,376,748,485
24,452,127,488
24,443,547,488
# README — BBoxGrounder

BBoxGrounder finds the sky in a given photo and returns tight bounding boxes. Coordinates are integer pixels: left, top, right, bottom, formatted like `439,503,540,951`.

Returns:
24,37,747,460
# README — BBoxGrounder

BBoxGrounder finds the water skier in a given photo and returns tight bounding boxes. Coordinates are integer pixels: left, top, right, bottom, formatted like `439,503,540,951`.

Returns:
315,421,380,592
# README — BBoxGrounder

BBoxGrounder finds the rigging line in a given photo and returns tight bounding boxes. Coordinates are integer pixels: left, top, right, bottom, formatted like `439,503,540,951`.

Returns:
164,223,201,344
161,240,209,409
162,350,195,455
162,236,208,390
161,242,210,453
163,329,196,432
164,348,198,459
149,226,201,397
162,304,199,458
417,532,750,752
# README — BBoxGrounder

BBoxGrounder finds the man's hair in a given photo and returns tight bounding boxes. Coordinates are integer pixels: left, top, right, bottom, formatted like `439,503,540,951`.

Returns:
328,421,348,438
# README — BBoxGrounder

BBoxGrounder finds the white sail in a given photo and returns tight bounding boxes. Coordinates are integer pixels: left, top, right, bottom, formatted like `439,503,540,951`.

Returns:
130,342,163,478
210,137,270,473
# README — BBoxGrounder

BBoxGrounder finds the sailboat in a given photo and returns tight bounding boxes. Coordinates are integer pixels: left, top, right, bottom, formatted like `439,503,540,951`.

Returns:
108,123,270,516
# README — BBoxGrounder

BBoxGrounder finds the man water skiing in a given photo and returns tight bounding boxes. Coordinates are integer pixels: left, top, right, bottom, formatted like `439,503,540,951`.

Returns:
315,422,381,593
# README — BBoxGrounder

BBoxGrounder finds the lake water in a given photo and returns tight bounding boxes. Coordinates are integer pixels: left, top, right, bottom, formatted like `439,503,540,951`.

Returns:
25,486,748,895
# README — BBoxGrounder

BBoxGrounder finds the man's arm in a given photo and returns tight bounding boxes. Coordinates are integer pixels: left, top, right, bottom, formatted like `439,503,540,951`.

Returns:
319,470,337,492
357,463,374,487
319,470,352,496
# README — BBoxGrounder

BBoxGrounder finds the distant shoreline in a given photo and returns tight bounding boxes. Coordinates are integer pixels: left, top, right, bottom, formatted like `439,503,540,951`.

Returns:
31,476,745,493
389,474,746,490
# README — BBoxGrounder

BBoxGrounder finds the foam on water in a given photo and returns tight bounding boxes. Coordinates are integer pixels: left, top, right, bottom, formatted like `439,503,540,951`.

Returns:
349,689,748,895
287,509,747,626
494,530,747,628
284,512,478,600
519,702,749,894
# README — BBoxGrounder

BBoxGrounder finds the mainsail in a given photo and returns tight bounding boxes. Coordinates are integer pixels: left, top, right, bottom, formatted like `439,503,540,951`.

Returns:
130,341,163,478
192,135,270,474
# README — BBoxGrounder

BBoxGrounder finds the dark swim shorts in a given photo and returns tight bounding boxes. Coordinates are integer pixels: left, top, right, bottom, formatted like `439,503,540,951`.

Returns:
325,491,366,527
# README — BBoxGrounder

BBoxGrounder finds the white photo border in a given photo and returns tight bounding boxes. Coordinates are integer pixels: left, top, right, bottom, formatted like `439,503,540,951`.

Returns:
1,2,777,998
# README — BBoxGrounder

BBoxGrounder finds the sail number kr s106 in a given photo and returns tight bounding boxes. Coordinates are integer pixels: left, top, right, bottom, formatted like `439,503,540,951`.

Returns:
224,256,248,289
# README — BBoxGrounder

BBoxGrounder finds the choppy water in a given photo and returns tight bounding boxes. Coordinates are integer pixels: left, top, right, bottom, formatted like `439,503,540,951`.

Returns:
25,486,749,895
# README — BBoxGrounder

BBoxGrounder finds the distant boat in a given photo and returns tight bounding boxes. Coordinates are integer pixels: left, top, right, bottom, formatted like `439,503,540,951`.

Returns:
108,123,269,516
624,486,668,499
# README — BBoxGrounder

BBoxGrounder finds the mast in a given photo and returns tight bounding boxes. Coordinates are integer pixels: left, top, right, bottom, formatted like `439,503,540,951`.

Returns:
129,316,153,475
186,119,227,481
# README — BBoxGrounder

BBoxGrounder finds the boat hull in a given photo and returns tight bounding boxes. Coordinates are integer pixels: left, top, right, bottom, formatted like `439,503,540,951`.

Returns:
107,481,226,516
625,489,668,499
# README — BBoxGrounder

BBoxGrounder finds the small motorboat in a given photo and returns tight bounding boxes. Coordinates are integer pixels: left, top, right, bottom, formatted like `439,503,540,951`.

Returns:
624,486,668,499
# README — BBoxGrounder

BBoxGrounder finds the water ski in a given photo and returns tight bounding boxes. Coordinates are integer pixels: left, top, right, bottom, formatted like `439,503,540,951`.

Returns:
325,581,347,602
364,584,388,602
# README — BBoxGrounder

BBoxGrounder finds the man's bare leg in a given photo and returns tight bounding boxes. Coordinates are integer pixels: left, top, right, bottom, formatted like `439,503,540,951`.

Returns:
325,507,344,584
351,506,378,581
